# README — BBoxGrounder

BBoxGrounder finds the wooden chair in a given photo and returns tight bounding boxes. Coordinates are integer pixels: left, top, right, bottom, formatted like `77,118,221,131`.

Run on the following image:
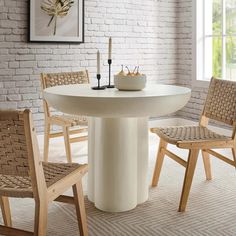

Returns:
0,109,88,236
40,71,89,163
151,77,236,212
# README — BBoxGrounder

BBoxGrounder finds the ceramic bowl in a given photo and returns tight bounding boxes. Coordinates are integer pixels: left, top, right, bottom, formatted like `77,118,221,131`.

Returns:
114,75,146,91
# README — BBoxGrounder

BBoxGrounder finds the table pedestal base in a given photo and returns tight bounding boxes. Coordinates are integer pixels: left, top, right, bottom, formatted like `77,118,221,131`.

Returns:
88,117,149,212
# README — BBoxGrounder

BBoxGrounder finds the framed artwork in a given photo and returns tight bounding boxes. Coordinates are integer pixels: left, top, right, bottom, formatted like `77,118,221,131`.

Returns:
29,0,84,43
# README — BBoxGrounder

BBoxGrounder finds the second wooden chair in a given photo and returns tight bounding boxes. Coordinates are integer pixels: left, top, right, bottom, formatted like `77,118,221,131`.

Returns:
151,77,236,212
41,71,89,163
0,109,88,236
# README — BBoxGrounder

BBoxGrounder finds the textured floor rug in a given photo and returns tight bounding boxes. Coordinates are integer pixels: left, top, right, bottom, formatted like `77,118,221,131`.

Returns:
1,133,236,236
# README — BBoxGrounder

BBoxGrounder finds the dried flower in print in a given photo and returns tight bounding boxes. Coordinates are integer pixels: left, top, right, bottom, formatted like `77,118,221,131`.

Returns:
41,0,74,35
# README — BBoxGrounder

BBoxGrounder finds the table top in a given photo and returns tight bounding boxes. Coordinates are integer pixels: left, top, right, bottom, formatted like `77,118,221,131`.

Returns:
44,84,190,98
43,84,191,118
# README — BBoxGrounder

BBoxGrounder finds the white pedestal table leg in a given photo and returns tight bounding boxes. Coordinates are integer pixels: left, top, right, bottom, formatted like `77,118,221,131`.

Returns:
87,117,149,212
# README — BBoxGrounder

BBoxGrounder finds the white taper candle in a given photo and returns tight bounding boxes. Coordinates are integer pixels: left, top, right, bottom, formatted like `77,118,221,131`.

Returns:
108,37,112,60
97,50,100,74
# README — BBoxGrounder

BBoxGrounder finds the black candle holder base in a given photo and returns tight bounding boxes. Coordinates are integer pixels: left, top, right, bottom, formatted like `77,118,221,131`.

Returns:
105,85,115,88
92,86,106,90
92,74,106,90
106,59,114,89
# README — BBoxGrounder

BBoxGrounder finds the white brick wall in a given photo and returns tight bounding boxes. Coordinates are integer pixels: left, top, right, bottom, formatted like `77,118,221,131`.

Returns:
175,0,210,122
0,0,181,132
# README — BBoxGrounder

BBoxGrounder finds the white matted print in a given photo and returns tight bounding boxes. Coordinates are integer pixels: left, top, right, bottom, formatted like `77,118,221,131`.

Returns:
30,0,84,43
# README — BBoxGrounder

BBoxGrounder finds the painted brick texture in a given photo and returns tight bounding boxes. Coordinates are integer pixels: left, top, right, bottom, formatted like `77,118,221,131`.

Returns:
176,0,212,123
0,0,180,132
0,0,181,132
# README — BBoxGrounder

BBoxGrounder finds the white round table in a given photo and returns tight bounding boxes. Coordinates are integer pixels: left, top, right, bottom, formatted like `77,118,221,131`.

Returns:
44,84,191,212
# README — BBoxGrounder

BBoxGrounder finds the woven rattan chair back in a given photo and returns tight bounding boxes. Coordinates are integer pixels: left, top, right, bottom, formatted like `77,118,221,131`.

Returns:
0,110,30,177
41,70,89,89
203,77,236,126
40,70,89,117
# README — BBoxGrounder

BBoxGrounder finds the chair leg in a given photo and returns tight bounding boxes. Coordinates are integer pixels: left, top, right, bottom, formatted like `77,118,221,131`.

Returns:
0,196,12,227
202,150,212,180
73,181,88,236
63,126,72,163
34,199,48,236
44,122,50,162
179,149,199,212
232,146,236,167
152,139,167,187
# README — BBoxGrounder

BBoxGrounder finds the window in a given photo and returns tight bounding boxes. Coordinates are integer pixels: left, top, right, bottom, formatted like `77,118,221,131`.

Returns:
195,0,236,82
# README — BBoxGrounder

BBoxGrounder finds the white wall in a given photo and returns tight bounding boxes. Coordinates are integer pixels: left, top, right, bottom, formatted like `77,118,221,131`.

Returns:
0,0,181,132
175,0,210,122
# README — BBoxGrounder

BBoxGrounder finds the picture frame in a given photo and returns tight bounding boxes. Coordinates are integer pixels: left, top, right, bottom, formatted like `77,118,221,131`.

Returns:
29,0,84,43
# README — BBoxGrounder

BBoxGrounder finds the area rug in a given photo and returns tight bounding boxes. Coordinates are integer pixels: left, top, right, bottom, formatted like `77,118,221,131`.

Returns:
1,133,236,236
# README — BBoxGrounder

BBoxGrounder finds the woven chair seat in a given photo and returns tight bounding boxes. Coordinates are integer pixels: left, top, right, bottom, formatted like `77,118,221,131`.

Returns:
151,126,231,145
0,162,82,198
52,115,88,127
